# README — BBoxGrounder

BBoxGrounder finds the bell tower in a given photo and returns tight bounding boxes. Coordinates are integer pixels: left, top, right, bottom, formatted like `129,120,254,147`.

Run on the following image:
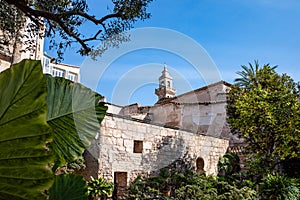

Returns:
155,64,176,100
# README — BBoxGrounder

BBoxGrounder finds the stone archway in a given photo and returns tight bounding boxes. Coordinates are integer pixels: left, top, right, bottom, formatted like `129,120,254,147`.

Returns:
196,157,205,173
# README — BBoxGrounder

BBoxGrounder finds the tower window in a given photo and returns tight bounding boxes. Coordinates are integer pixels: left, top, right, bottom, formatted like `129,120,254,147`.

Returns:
160,81,165,86
167,81,171,87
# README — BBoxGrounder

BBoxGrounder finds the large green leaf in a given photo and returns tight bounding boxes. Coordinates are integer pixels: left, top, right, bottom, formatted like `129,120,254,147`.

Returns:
49,174,88,200
46,75,107,168
0,60,53,199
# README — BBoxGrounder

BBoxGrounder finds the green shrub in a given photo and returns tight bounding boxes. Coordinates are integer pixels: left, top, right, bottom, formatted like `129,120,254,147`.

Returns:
259,174,300,200
175,174,256,200
218,152,241,177
125,170,257,200
87,176,114,200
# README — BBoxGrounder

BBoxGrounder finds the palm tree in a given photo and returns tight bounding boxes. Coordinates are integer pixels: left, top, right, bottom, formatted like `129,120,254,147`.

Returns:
234,60,277,90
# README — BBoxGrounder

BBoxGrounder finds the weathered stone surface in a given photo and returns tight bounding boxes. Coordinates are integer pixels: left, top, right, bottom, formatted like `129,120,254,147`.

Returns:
83,114,229,183
81,81,232,186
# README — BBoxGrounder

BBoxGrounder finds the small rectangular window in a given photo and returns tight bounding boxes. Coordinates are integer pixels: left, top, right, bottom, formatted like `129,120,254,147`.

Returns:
67,72,77,82
133,140,143,153
52,67,65,78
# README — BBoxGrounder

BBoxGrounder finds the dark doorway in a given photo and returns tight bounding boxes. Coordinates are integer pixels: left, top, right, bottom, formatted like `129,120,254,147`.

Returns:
113,172,127,199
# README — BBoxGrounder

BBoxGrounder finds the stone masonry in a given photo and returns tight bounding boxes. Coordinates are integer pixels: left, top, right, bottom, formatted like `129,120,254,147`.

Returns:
83,67,233,191
86,113,229,184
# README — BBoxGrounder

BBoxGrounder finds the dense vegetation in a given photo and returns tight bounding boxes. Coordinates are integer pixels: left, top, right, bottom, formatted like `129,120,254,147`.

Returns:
227,61,300,178
125,169,257,200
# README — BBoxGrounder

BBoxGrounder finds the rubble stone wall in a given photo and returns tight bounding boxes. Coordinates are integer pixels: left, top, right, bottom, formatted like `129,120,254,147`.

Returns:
87,114,229,184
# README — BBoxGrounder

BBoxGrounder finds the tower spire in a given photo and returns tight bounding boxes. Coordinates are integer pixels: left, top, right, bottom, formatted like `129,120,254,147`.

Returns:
155,64,176,101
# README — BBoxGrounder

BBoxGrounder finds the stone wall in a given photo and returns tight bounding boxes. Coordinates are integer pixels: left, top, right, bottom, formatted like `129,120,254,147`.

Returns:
149,81,230,138
87,113,229,185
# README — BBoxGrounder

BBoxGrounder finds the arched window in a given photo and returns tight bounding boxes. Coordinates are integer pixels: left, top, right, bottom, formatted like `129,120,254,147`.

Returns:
196,157,205,173
167,81,171,87
161,81,165,86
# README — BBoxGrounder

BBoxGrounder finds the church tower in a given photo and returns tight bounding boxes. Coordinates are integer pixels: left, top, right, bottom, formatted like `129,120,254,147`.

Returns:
155,64,176,101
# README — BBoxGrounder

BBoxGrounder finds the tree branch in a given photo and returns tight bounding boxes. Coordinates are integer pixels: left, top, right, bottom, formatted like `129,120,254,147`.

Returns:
3,0,133,54
2,0,152,58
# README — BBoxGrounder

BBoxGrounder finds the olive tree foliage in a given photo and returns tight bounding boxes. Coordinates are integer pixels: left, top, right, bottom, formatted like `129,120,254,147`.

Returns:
227,61,300,175
0,0,153,61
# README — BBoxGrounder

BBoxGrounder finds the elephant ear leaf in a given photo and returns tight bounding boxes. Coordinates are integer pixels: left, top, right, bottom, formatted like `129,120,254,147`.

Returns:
0,60,53,199
45,75,107,168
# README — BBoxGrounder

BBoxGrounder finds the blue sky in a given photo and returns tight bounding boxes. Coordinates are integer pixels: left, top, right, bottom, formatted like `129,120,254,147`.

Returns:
45,0,300,105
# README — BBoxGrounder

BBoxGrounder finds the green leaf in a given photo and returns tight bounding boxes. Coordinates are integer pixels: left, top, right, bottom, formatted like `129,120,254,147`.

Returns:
49,174,88,200
45,75,107,168
0,60,53,199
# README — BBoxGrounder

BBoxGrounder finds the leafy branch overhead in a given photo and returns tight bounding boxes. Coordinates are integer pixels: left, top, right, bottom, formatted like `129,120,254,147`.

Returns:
1,0,153,60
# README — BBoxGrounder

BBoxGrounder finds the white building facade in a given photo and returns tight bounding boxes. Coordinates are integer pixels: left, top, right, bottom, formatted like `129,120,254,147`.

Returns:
41,53,80,82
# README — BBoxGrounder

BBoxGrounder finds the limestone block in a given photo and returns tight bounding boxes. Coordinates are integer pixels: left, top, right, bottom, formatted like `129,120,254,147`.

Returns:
105,136,114,145
103,128,113,136
127,123,137,132
111,137,119,146
132,132,145,141
118,122,128,130
148,127,160,135
201,140,213,147
114,117,124,123
143,149,151,154
123,139,132,149
115,146,126,153
108,154,114,163
130,157,143,164
99,126,106,133
106,118,117,129
112,129,122,138
137,125,146,133
125,147,131,153
116,138,124,146
146,126,154,134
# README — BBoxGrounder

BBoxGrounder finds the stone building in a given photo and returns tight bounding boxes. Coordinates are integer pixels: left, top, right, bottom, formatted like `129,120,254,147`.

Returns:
84,65,232,196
